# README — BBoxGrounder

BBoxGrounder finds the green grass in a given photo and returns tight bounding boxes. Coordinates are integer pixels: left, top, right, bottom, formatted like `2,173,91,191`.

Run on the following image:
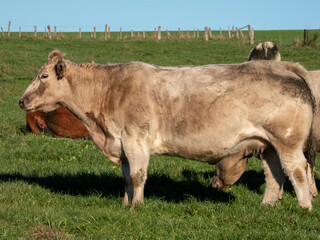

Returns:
1,30,320,239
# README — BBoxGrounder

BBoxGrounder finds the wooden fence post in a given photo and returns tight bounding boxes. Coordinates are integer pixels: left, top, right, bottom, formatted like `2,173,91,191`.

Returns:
1,27,4,38
204,27,208,41
158,26,161,40
48,25,51,40
8,21,11,38
120,27,122,39
304,29,307,45
94,26,96,39
231,26,235,38
236,27,239,39
105,24,107,40
143,31,146,39
180,30,185,39
131,29,134,39
19,27,21,38
208,27,212,39
248,25,251,38
44,27,47,38
250,28,254,45
228,26,231,38
54,26,57,38
152,28,156,39
166,29,171,39
79,28,81,39
34,26,37,38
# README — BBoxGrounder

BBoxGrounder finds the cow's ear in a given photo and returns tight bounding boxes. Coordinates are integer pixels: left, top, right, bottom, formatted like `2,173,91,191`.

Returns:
48,49,65,61
55,60,66,80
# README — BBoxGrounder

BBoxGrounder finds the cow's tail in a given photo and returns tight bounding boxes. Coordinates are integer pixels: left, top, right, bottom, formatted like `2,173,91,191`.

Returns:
305,126,317,169
304,123,319,199
295,70,316,168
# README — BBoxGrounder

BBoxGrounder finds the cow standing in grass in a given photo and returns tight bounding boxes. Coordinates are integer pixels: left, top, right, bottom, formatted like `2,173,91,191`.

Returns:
20,50,315,210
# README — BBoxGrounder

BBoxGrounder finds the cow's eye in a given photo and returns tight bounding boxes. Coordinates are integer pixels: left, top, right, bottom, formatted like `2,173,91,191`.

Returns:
41,74,49,79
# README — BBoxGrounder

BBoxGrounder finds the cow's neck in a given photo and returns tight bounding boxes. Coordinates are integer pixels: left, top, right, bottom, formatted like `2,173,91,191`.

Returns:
62,61,115,129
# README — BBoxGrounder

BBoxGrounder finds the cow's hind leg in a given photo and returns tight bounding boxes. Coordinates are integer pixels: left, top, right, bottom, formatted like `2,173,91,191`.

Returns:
121,136,149,209
261,145,286,205
279,150,312,210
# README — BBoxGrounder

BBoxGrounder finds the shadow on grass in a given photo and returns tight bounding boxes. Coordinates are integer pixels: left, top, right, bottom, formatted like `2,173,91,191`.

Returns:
236,170,265,193
3,168,315,203
0,171,234,204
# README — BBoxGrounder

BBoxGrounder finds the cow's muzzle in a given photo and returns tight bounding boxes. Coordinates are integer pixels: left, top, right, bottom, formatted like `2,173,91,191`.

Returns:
19,98,25,109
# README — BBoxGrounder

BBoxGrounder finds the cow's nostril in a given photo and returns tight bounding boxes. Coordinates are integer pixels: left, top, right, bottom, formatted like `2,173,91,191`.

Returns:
19,99,25,108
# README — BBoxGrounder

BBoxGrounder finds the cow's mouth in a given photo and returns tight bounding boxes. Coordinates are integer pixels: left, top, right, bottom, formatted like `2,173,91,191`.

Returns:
19,98,37,112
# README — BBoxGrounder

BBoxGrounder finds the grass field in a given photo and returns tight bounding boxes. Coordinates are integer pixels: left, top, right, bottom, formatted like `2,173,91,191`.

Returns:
1,30,320,239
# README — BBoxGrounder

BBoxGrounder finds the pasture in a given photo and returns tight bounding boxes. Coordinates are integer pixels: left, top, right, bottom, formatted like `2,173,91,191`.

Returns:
1,30,320,239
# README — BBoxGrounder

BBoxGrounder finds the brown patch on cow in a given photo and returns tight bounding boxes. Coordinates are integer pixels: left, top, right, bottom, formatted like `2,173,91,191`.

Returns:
131,169,147,187
293,168,304,184
175,119,187,135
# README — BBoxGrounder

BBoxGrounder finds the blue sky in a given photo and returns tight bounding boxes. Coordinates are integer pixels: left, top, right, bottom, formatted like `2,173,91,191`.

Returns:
1,0,319,32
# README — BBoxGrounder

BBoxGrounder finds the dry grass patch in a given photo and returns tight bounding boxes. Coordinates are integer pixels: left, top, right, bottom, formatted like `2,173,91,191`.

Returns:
28,225,71,240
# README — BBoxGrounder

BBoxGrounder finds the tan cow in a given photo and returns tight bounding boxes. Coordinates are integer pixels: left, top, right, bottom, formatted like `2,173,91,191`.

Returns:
19,50,315,210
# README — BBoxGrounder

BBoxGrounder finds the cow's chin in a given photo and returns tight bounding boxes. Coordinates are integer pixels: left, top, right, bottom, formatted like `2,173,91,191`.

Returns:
26,103,60,113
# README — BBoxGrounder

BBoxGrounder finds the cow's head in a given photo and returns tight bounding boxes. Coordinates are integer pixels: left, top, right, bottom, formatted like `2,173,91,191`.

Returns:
247,41,281,62
19,50,68,112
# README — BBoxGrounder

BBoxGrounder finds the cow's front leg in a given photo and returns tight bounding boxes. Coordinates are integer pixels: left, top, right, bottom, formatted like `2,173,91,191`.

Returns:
121,136,150,209
122,158,134,205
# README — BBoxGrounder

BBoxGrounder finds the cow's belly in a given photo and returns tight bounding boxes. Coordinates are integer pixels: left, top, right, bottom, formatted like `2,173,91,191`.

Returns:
150,121,268,164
